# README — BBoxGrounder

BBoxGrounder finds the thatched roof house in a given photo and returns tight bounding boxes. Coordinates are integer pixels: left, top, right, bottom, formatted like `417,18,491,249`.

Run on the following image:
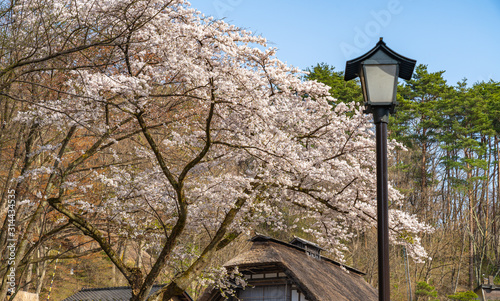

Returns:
475,276,500,301
62,285,192,301
199,235,378,301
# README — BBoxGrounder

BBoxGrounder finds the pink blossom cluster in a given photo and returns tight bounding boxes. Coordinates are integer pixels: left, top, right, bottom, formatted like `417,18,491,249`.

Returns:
11,0,432,273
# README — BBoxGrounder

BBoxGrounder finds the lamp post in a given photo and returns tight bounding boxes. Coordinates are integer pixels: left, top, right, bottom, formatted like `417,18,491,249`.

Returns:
344,38,416,301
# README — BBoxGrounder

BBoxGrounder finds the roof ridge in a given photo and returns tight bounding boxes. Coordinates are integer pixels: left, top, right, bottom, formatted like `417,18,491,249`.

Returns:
250,235,365,275
79,284,165,292
290,237,324,250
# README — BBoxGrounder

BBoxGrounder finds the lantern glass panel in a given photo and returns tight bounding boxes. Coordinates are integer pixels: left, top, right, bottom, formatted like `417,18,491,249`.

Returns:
363,64,397,104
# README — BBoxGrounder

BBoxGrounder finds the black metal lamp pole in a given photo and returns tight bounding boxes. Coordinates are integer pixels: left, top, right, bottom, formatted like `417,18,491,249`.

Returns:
374,107,390,301
344,38,416,301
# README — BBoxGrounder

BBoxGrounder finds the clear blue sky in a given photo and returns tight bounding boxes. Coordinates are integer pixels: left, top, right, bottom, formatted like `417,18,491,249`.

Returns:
188,0,500,86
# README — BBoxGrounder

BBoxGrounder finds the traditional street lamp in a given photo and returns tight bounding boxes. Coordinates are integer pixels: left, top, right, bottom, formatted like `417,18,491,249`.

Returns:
344,38,416,301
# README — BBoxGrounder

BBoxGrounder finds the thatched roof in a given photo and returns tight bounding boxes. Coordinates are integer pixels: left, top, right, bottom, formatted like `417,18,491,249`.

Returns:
200,235,378,301
62,285,192,301
475,283,500,301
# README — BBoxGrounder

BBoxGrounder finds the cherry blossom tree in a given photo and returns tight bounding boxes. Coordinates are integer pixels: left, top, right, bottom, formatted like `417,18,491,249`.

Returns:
0,0,170,298
0,0,432,300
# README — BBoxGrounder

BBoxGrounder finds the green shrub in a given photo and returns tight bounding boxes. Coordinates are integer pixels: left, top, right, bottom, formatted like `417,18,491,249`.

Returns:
447,290,478,301
415,281,438,300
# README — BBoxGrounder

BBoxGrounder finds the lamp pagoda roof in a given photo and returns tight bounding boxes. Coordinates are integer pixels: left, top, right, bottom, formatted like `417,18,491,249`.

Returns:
344,38,416,81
